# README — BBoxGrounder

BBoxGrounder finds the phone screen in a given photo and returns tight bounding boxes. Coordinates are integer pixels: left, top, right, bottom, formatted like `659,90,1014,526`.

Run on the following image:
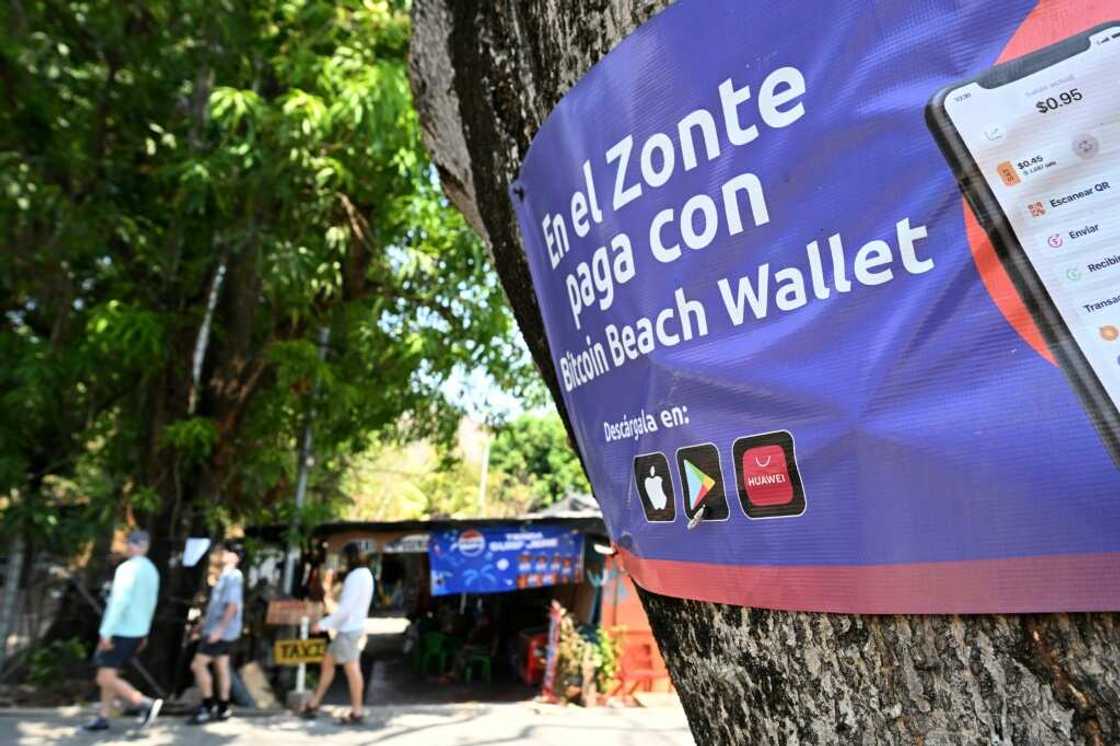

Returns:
944,25,1120,411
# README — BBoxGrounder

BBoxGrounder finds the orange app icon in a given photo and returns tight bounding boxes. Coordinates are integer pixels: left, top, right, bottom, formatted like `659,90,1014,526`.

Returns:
997,161,1021,186
1101,326,1119,342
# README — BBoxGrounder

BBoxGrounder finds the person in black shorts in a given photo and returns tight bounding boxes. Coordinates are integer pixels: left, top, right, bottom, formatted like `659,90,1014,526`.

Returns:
83,530,163,732
187,541,244,725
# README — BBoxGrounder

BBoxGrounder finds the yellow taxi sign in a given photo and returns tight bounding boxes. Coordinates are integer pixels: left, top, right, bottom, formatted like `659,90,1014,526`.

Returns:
273,638,326,665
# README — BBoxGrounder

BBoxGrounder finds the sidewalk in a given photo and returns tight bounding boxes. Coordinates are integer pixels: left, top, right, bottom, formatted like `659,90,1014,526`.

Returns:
0,700,696,745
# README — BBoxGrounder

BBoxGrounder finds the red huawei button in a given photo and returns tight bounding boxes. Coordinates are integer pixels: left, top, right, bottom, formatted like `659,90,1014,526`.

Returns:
741,444,793,506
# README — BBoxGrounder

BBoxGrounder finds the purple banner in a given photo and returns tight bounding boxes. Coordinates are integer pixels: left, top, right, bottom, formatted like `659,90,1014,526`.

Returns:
510,1,1120,612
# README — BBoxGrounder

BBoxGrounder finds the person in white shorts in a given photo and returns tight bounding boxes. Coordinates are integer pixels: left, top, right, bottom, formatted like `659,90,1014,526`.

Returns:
300,543,374,725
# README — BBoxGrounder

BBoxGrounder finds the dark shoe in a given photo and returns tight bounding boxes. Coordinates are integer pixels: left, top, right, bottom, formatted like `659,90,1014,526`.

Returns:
137,698,163,730
298,705,320,720
187,706,212,725
82,716,110,732
338,712,364,726
214,706,232,721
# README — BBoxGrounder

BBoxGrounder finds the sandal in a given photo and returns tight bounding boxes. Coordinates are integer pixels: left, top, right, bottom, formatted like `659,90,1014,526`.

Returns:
299,705,320,720
338,712,365,726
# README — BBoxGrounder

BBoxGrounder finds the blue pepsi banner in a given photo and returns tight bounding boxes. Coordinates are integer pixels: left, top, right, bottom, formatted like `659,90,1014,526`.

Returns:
510,1,1120,612
428,526,585,597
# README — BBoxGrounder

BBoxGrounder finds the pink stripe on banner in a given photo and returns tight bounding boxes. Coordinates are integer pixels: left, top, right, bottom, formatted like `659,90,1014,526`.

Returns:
618,549,1120,614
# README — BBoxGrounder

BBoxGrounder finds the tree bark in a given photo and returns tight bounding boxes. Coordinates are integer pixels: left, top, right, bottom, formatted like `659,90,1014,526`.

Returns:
0,537,24,670
408,2,1120,743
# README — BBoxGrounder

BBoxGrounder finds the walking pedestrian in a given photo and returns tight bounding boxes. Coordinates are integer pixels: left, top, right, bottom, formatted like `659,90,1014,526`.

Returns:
187,541,244,725
300,543,374,725
83,530,162,732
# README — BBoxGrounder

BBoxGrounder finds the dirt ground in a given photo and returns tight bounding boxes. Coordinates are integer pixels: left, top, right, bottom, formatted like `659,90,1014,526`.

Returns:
0,700,695,745
2,614,694,744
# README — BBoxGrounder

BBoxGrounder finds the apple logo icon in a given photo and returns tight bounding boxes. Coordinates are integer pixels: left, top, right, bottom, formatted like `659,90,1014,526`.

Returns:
633,453,675,522
645,466,669,510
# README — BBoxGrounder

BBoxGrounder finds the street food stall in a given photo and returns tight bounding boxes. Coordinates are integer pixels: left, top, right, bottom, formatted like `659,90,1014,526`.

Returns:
246,506,669,703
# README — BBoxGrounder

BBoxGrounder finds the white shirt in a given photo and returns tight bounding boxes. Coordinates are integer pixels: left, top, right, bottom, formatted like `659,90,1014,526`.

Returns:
319,567,373,634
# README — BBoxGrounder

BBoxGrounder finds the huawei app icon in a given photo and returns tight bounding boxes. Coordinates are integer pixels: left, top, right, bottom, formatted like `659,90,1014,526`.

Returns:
733,431,806,518
633,452,676,523
741,445,792,505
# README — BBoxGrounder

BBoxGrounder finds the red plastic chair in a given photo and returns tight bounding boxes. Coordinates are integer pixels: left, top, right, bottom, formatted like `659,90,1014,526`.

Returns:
519,631,549,686
611,640,668,696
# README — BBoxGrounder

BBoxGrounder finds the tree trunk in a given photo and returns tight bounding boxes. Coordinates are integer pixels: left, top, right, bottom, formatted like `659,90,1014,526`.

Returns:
130,245,263,693
0,537,24,670
408,2,1120,743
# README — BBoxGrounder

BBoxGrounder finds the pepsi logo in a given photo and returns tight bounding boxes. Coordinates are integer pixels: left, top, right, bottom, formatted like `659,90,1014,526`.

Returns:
457,529,486,556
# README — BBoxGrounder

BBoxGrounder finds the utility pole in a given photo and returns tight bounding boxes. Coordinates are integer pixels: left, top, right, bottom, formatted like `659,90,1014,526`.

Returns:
281,326,331,596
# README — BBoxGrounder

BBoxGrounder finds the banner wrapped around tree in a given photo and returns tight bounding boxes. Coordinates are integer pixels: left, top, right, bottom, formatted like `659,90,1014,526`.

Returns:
510,0,1120,613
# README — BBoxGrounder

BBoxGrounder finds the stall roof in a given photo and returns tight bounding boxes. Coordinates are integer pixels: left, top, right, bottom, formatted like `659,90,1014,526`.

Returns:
246,511,606,544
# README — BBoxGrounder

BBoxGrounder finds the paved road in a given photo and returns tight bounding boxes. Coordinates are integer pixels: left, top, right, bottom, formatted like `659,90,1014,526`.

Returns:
1,701,695,746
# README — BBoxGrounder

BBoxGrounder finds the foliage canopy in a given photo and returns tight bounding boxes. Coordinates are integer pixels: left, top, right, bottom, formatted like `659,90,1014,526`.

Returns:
489,412,591,508
340,410,592,521
0,0,532,545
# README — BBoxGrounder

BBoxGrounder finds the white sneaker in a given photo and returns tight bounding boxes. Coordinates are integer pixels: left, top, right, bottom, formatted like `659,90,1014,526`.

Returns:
138,698,163,730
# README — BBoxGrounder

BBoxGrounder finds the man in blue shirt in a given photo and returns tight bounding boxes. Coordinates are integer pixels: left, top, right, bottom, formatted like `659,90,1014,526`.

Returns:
188,541,244,724
83,530,162,732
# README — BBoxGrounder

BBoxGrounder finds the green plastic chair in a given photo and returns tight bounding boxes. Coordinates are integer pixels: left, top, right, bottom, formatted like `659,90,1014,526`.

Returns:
462,631,499,685
416,632,451,676
462,650,492,684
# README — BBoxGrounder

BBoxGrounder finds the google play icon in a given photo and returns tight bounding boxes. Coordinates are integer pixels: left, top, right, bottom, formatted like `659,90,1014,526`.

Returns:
683,459,715,512
675,444,729,521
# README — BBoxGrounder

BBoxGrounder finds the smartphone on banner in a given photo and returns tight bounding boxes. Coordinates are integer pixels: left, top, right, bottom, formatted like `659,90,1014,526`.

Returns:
926,21,1120,468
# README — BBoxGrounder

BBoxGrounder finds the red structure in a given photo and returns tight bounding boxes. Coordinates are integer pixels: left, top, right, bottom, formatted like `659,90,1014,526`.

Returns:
597,555,671,694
